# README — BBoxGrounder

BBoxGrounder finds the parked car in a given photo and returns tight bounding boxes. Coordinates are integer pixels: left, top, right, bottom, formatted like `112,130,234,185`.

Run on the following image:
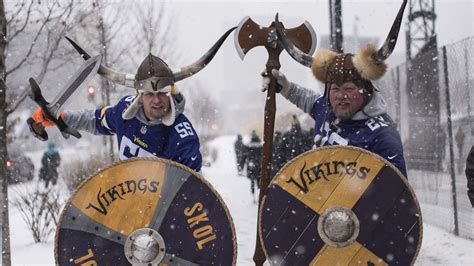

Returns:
6,148,34,184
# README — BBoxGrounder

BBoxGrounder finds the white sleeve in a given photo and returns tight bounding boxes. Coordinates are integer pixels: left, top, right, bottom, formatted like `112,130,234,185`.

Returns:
281,82,321,114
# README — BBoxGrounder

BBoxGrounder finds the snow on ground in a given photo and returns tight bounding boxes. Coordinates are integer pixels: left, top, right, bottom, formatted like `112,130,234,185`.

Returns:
6,135,474,265
416,223,474,265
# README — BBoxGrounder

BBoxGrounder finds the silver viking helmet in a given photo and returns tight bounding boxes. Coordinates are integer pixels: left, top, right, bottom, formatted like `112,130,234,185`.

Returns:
122,54,179,125
275,0,408,102
135,54,175,92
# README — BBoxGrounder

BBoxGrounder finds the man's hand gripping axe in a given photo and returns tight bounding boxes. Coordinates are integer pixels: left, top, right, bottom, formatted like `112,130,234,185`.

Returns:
234,14,316,265
27,54,102,141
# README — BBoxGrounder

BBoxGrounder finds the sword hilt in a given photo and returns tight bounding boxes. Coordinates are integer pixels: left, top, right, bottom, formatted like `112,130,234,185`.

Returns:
27,117,48,141
54,115,82,139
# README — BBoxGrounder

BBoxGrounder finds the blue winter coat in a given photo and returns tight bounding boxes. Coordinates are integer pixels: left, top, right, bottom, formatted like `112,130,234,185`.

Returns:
311,96,407,177
282,83,407,177
65,95,202,172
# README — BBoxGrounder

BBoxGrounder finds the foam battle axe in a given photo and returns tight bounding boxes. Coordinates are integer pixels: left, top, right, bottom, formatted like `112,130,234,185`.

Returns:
234,15,316,266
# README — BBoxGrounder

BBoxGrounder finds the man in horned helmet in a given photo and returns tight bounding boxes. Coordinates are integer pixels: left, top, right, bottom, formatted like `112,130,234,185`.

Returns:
263,1,408,177
29,27,236,172
31,54,202,172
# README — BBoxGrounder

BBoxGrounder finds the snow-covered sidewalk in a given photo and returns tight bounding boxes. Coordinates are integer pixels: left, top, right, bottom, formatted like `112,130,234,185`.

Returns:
7,135,474,265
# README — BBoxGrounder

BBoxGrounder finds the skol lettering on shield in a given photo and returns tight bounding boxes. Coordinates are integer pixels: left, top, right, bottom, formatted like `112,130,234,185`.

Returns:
86,178,160,215
286,161,371,193
183,202,217,250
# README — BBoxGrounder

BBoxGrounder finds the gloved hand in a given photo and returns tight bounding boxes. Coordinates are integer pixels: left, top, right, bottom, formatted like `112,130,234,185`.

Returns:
27,107,64,141
31,107,61,127
261,69,290,93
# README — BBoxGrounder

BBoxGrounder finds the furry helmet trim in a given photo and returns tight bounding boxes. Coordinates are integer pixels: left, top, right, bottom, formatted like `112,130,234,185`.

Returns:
311,48,338,83
311,45,387,85
122,54,179,125
277,0,408,90
352,44,387,80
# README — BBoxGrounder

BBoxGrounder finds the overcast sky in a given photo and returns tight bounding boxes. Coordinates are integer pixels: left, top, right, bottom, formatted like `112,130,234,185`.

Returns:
171,0,473,59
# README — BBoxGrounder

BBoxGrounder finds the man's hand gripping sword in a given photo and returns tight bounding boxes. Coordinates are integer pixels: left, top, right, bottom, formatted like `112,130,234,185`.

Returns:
27,54,102,141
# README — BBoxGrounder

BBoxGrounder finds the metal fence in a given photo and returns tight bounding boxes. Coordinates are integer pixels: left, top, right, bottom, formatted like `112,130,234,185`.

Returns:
376,36,474,239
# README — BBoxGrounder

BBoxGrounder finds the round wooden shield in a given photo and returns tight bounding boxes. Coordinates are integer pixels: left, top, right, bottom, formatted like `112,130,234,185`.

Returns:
55,157,237,265
259,146,422,265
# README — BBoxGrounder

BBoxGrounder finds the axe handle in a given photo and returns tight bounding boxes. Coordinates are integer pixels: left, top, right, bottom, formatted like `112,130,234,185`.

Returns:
253,51,282,266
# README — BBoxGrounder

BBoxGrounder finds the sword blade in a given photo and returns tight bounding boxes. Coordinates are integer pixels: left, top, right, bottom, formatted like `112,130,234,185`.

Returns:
64,36,91,60
48,54,101,117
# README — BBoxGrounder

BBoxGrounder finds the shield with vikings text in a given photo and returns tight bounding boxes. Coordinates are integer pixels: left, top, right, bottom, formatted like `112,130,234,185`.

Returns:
55,157,237,265
260,146,422,265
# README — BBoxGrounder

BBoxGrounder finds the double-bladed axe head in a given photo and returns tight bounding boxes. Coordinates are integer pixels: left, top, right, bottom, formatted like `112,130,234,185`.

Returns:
234,15,317,60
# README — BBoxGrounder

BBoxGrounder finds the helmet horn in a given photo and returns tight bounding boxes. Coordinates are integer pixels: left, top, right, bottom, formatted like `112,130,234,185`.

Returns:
274,13,315,68
172,26,237,82
372,0,408,64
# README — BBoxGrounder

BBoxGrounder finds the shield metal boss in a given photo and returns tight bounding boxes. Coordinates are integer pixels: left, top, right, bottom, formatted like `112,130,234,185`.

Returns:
260,146,422,265
55,157,237,265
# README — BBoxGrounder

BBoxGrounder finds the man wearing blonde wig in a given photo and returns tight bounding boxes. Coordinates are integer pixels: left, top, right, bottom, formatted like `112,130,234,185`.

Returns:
31,28,236,172
263,1,408,177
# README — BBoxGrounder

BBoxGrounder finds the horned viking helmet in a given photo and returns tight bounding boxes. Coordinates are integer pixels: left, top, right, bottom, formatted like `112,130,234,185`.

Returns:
66,27,236,125
121,54,179,124
275,0,408,98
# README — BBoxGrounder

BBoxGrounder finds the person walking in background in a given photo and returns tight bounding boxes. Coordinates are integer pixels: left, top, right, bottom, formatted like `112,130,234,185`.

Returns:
234,134,245,175
282,115,308,162
271,118,313,178
242,130,263,203
271,131,285,177
39,141,61,188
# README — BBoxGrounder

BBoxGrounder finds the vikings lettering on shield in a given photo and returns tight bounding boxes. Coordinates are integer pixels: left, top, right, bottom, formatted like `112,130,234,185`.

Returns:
85,178,160,215
285,160,371,193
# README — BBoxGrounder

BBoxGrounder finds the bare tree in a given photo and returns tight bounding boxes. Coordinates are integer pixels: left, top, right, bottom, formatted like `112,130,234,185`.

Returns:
0,1,10,263
0,1,81,264
11,185,62,243
6,0,78,114
129,0,179,64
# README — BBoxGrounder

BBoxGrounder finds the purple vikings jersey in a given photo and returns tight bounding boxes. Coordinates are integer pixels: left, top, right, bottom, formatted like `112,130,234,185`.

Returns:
311,96,407,177
94,96,202,172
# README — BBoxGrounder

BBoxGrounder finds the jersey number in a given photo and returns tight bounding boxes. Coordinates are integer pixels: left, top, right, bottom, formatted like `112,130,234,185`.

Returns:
366,117,389,131
175,122,194,138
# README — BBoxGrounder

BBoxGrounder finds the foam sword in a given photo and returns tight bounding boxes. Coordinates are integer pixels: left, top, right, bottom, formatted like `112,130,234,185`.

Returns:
27,54,102,141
